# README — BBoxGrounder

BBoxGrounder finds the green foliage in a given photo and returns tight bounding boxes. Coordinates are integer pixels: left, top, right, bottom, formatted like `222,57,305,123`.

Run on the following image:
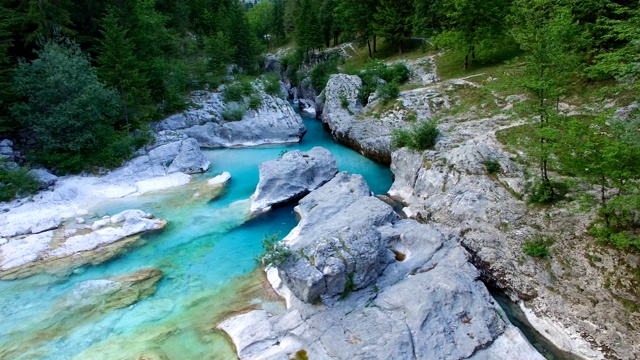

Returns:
527,179,555,204
223,80,255,103
391,120,440,150
310,55,340,92
11,38,135,173
0,166,40,202
221,105,246,122
204,31,236,79
339,272,356,300
260,233,291,267
262,73,283,98
292,350,309,360
373,0,413,53
352,60,411,105
523,236,553,257
339,94,349,109
295,0,324,50
249,95,262,110
377,82,399,104
484,159,501,174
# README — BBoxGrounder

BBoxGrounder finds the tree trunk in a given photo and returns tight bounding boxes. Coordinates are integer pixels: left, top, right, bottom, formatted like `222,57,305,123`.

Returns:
367,39,372,58
398,39,403,54
464,54,469,70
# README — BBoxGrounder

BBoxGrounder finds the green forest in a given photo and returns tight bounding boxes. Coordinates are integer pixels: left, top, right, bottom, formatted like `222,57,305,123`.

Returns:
0,0,639,248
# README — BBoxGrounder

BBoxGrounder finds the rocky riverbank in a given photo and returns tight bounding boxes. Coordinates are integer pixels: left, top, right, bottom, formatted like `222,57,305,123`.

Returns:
151,86,306,148
305,54,638,359
219,170,543,359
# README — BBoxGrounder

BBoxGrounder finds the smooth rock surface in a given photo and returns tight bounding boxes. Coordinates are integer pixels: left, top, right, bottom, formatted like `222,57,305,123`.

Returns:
0,209,166,280
152,88,306,148
250,147,338,213
220,172,543,360
28,168,58,189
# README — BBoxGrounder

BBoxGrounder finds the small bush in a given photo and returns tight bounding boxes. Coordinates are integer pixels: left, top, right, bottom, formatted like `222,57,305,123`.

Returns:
391,120,440,150
263,73,282,98
484,159,501,174
260,233,292,267
523,236,553,257
339,272,356,300
249,95,262,110
412,121,440,150
223,80,254,103
377,83,400,104
223,83,245,102
339,94,349,109
391,129,413,148
527,179,555,204
0,166,40,202
310,55,340,92
221,105,246,121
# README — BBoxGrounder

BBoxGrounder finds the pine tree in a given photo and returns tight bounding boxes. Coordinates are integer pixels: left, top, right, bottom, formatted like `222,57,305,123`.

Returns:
97,6,152,128
11,38,128,173
509,0,584,198
24,0,75,44
373,0,412,54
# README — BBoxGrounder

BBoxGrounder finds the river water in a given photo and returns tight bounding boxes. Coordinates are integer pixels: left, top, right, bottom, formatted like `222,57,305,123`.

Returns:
0,109,392,359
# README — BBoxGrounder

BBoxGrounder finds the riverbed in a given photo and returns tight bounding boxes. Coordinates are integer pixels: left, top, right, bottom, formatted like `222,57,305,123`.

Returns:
0,108,391,360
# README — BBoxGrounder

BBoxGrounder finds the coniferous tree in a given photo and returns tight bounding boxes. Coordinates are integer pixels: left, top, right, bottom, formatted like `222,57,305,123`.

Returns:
373,0,413,54
97,6,152,128
509,0,584,197
11,38,128,173
24,0,75,44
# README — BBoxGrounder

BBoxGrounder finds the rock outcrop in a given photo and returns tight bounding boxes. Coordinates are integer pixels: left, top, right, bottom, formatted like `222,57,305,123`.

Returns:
152,88,306,148
27,168,58,189
320,73,438,165
0,139,18,170
219,172,544,360
250,147,338,213
55,268,163,315
0,209,166,280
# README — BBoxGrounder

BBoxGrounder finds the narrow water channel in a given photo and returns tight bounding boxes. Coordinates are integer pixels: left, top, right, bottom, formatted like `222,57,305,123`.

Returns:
0,106,392,359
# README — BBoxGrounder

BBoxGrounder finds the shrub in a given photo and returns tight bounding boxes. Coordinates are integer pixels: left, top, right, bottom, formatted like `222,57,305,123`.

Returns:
260,233,291,267
412,120,440,150
0,166,40,202
223,82,245,102
249,95,262,110
484,159,501,174
310,55,340,92
351,60,411,105
377,82,400,104
263,73,282,97
221,105,246,121
339,94,349,109
527,179,555,204
223,80,254,103
391,120,440,150
391,129,413,148
523,236,553,257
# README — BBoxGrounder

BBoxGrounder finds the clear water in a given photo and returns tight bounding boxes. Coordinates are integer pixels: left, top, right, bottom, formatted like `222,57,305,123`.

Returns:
0,107,392,360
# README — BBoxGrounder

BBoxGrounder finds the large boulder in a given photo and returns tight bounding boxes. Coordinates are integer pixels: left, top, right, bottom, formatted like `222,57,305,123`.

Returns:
250,147,338,213
0,209,166,280
219,174,544,360
152,88,306,148
27,168,58,189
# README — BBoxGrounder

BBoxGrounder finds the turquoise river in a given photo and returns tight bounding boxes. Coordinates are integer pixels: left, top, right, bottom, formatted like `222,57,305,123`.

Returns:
0,108,392,359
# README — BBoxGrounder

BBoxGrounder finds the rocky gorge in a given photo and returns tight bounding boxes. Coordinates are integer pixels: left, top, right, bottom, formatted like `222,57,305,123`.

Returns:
0,51,637,360
259,53,639,359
